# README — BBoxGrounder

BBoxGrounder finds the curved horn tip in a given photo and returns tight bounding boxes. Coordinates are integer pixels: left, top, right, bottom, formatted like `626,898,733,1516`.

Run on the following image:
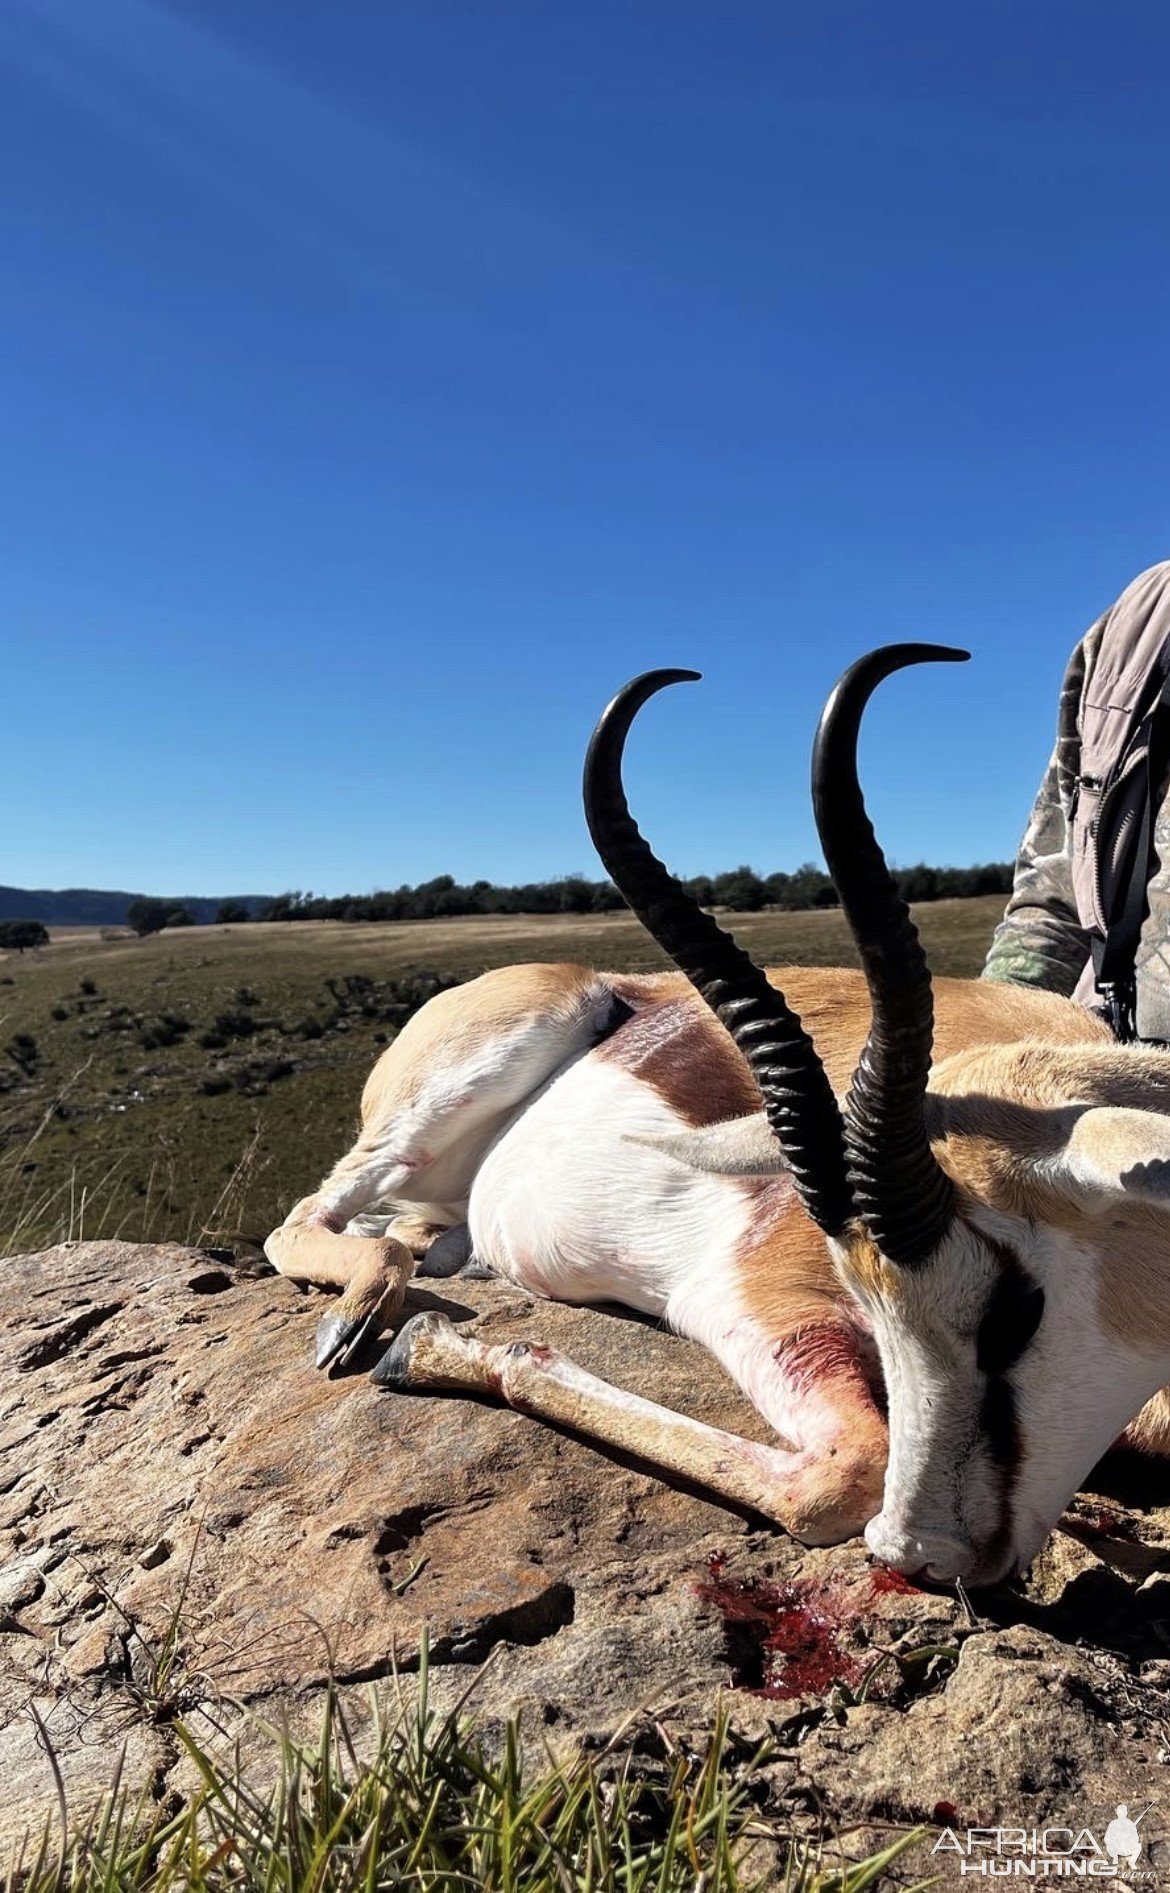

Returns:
908,643,970,665
813,644,971,777
600,668,702,715
586,669,703,773
833,643,970,689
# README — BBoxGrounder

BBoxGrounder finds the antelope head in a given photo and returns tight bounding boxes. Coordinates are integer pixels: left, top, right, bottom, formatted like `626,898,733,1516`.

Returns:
585,648,1170,1587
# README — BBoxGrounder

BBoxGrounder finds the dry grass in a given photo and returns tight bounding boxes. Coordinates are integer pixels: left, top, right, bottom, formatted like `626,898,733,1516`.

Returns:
8,1649,929,1893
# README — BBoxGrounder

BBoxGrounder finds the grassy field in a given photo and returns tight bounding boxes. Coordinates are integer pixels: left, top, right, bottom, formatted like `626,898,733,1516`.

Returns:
0,898,1004,1257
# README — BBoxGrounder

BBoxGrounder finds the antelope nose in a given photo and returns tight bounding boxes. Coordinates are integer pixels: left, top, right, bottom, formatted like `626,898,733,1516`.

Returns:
864,1514,976,1584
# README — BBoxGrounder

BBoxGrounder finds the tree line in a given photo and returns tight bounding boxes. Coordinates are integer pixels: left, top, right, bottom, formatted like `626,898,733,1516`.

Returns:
3,862,1016,944
2,863,1014,942
220,860,1014,928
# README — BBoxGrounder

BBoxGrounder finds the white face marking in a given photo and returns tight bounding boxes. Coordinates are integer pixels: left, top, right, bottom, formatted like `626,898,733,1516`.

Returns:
847,1225,1003,1583
998,1222,1169,1569
843,1214,1170,1585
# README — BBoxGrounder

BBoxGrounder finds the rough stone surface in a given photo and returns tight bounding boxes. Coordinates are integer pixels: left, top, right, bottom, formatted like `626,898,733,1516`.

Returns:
2,1241,1170,1879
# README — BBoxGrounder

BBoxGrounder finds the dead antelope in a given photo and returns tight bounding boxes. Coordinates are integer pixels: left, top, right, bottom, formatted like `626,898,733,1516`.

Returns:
266,646,1170,1587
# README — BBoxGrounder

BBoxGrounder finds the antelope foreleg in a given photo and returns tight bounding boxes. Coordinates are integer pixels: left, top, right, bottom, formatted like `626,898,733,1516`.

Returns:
265,1200,414,1370
371,1312,877,1543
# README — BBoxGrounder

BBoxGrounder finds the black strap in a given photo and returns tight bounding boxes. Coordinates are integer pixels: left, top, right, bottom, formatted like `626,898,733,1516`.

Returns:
1093,663,1170,1041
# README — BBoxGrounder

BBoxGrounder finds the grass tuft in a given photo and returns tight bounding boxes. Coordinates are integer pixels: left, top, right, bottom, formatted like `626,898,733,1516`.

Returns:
7,1643,929,1893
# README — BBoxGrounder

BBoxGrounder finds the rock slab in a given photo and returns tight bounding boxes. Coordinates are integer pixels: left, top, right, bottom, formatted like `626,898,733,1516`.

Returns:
2,1241,1170,1877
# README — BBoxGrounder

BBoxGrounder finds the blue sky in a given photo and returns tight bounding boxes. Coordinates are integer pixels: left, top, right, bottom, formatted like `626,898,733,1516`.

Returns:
4,0,1170,896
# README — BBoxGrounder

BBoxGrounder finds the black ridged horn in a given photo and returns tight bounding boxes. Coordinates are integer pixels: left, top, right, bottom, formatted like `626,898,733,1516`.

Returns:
812,645,969,1266
584,670,854,1236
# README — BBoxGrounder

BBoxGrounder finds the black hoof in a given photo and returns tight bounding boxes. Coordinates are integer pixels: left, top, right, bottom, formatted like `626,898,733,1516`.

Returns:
315,1309,378,1372
461,1257,496,1280
369,1311,439,1388
415,1223,475,1277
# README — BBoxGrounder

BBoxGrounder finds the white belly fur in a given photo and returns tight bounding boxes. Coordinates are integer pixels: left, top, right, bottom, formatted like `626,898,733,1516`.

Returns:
469,1057,750,1316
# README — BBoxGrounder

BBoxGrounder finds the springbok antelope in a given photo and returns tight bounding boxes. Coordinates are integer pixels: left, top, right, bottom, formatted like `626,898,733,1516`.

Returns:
266,646,1170,1587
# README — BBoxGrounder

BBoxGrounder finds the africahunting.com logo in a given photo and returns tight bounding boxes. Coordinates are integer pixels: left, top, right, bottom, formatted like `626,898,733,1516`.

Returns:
934,1806,1158,1877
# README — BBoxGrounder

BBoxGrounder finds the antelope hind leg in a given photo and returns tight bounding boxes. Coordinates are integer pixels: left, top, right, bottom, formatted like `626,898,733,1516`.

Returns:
266,964,615,1367
372,1311,881,1543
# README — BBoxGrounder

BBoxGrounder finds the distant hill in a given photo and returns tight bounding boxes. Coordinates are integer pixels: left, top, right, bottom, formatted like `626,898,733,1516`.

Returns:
0,887,271,927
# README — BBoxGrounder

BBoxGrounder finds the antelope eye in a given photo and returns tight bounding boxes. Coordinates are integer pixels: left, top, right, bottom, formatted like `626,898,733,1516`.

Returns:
976,1271,1045,1376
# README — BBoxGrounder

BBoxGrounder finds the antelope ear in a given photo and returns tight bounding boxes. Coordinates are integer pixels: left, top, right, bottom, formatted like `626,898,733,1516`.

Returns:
1047,1106,1170,1211
624,1112,789,1176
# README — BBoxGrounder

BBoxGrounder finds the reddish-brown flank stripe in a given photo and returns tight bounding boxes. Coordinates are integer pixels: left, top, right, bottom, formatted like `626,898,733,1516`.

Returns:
590,964,1100,1139
598,979,864,1354
597,984,761,1127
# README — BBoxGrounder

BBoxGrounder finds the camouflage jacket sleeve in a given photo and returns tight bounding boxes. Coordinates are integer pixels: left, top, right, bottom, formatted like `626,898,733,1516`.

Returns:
981,632,1094,995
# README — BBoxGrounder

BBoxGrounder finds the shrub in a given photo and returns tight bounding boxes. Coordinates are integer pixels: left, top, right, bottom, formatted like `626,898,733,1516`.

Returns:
7,1033,39,1073
0,919,49,952
127,898,195,937
230,1057,295,1096
138,1013,192,1051
212,1009,258,1040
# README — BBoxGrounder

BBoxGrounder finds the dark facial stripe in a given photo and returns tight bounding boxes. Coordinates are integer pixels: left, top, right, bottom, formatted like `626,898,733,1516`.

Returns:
976,1260,1046,1377
974,1374,1021,1582
972,1236,1043,1576
979,1374,1022,1472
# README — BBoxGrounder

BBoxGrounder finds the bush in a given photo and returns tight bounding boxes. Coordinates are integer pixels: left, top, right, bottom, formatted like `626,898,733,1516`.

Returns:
711,867,768,912
127,898,195,937
229,1057,295,1096
212,1009,258,1040
138,1013,192,1051
6,1033,38,1073
0,920,49,953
